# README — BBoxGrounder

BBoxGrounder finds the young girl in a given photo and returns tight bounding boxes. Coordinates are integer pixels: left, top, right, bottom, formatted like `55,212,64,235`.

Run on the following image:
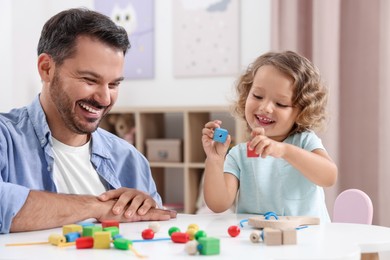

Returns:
201,51,337,222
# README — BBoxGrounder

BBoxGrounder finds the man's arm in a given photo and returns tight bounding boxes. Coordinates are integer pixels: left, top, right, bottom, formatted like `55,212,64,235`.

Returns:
10,190,176,233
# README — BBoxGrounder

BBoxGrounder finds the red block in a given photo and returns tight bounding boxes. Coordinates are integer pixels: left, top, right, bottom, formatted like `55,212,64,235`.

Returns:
76,237,94,249
247,142,260,157
101,220,120,229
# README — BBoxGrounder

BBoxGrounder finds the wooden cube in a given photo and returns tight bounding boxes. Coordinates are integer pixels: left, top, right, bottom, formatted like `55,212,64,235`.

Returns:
93,231,111,249
62,224,82,235
282,228,297,245
264,228,282,246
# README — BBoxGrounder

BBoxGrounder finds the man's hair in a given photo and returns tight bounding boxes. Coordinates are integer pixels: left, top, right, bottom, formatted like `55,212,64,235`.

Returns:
37,8,130,65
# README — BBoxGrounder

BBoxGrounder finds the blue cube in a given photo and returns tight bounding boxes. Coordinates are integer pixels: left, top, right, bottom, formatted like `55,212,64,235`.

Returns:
213,128,228,143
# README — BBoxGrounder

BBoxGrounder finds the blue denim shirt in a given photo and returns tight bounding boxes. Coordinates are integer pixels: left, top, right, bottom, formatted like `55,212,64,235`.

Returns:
0,96,162,234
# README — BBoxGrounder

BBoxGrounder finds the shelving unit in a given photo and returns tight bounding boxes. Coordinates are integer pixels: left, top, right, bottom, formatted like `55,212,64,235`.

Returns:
101,106,247,213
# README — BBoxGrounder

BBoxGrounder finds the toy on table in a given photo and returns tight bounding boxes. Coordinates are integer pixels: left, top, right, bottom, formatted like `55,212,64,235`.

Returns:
213,128,228,143
244,212,319,246
227,225,240,237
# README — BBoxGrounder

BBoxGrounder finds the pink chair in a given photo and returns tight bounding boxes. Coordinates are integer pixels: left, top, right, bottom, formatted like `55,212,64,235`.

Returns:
333,189,373,224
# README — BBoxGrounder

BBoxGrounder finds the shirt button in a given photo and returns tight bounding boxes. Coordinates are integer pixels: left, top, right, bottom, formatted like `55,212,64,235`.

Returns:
41,139,45,145
47,166,51,172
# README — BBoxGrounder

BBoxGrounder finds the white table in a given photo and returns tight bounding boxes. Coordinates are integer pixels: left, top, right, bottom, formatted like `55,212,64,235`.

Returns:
1,214,390,259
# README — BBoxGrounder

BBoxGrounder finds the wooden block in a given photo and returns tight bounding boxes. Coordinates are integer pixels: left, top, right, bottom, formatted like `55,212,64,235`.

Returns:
282,228,297,245
93,231,111,249
263,228,282,246
62,224,82,235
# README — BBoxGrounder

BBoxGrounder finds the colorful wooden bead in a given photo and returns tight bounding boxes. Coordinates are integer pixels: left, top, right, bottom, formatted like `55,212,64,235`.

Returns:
213,128,228,143
171,232,190,243
197,237,220,255
194,230,207,241
101,220,120,229
48,234,66,245
62,224,82,235
65,232,81,242
168,226,181,236
249,231,261,243
148,221,160,233
103,226,119,237
228,225,240,237
93,231,111,249
113,238,133,250
187,224,199,231
186,228,197,240
83,226,103,237
142,228,155,240
76,237,94,249
185,240,199,255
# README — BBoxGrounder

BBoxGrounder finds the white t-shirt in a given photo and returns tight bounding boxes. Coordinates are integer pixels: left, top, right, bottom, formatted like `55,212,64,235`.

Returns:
52,137,106,195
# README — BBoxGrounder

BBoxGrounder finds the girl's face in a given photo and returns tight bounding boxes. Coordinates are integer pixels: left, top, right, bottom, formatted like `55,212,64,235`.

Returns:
245,65,299,142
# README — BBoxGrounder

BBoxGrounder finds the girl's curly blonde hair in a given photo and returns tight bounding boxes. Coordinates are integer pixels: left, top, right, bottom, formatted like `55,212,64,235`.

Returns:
232,50,328,135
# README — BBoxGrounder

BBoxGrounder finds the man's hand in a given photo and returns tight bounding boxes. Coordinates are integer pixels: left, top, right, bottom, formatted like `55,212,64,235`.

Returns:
98,188,158,218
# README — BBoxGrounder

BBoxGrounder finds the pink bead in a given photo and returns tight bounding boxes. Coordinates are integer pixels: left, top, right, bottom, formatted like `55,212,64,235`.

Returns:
142,228,155,240
228,225,240,237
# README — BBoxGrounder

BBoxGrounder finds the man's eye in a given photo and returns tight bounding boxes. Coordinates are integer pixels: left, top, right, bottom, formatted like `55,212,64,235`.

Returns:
83,78,96,84
109,82,121,89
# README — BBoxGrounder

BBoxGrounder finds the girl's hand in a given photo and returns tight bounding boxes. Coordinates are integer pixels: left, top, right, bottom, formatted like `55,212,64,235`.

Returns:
201,120,231,159
248,127,285,158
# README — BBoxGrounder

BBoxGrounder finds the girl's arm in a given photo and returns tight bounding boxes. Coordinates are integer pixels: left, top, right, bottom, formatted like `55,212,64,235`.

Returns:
201,120,238,212
249,128,337,187
281,144,337,187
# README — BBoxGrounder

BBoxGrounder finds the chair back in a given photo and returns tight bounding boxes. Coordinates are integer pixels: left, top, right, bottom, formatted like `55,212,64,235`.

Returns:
333,189,373,224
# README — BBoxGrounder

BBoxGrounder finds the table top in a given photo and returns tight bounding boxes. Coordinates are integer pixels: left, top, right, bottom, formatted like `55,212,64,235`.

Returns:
1,213,390,260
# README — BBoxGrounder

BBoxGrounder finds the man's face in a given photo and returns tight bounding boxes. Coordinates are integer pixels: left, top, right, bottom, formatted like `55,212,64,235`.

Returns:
48,35,125,135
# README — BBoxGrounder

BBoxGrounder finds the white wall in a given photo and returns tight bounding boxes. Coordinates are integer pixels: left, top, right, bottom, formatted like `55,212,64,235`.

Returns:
0,0,271,111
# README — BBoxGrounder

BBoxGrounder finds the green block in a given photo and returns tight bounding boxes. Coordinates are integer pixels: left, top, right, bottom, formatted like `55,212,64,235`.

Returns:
113,238,133,250
82,226,103,237
103,226,120,237
198,237,220,255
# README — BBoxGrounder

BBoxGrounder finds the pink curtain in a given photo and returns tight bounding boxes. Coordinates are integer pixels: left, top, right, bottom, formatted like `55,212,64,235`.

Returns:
272,0,390,226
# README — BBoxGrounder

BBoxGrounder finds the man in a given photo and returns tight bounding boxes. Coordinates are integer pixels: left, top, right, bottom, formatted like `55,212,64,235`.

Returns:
0,8,175,234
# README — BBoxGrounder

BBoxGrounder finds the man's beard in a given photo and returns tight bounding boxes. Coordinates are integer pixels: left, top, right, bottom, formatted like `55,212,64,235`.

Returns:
49,70,106,134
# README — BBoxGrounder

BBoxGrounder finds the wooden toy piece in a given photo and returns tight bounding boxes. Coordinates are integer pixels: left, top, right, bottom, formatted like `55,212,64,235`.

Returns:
171,232,190,243
62,224,82,235
186,228,197,240
247,142,260,157
248,215,320,230
113,238,133,250
249,231,261,243
168,226,181,236
185,240,199,255
103,226,119,237
83,226,103,237
49,234,66,245
213,128,228,143
194,230,207,241
64,232,81,242
101,220,120,229
187,224,199,231
148,221,161,233
142,228,155,240
76,237,94,249
282,228,297,245
263,228,282,246
93,231,111,249
228,225,240,237
197,237,220,255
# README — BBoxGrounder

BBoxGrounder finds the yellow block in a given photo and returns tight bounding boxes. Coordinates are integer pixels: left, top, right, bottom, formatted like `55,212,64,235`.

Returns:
93,231,111,249
62,224,82,235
